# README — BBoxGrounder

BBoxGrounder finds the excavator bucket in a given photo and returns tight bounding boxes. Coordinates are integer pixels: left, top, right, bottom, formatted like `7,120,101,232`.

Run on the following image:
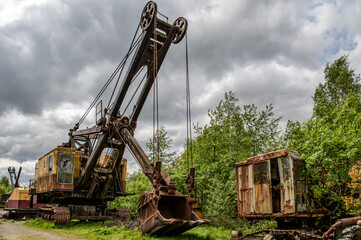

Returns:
138,192,209,236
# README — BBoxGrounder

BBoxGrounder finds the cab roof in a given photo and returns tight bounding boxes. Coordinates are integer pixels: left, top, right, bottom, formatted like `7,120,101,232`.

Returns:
235,149,301,167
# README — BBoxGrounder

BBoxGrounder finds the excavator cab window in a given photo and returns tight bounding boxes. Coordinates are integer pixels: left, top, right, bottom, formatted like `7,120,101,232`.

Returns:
57,152,74,184
48,155,53,173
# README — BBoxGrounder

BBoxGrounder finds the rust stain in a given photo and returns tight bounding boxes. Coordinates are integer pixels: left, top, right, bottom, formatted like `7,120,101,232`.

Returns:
235,149,326,220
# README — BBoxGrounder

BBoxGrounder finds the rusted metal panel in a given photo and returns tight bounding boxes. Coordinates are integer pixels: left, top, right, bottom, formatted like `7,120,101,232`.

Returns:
237,165,253,217
248,164,254,213
138,191,209,236
35,147,81,194
35,174,74,193
70,126,107,137
136,160,209,236
235,149,321,220
235,149,300,167
279,156,295,214
253,161,272,214
254,183,272,213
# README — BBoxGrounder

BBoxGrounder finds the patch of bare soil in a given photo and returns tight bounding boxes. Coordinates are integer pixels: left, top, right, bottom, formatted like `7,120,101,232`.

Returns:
0,220,85,240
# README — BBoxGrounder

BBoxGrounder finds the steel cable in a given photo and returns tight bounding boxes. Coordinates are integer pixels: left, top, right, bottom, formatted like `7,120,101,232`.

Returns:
107,23,142,108
122,68,147,115
185,33,193,169
77,24,143,126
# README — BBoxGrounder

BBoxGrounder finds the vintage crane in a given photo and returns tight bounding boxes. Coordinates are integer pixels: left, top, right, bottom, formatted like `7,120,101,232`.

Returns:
32,1,208,236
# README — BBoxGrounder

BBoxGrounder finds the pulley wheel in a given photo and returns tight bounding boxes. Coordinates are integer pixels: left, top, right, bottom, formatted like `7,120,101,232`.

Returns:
172,17,188,44
140,1,157,30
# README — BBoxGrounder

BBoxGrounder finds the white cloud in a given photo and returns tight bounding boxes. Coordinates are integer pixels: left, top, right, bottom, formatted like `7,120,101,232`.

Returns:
1,0,361,181
0,0,51,26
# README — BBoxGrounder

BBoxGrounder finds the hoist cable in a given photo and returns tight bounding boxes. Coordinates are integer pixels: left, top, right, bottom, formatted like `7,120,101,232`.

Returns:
108,23,142,108
77,24,143,126
152,18,160,164
152,52,155,163
157,11,168,23
122,68,146,115
185,33,193,168
155,27,160,164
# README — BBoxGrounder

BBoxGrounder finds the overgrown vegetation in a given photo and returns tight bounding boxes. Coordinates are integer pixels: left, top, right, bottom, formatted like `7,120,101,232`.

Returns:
172,92,283,225
108,171,152,216
285,55,361,217
0,176,12,199
108,55,361,227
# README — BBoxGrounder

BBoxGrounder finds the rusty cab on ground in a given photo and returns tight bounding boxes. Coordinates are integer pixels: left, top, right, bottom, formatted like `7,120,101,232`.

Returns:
232,149,328,239
30,1,208,236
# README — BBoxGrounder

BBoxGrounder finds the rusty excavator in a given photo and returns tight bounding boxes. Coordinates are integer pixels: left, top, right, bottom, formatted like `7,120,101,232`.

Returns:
31,1,209,236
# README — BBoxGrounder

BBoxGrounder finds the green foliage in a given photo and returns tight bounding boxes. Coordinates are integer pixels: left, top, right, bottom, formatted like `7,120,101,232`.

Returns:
0,176,11,187
242,103,282,155
286,55,361,217
0,176,12,198
108,171,152,216
109,126,176,216
146,125,177,168
282,120,302,148
174,91,282,223
96,227,110,235
313,55,361,117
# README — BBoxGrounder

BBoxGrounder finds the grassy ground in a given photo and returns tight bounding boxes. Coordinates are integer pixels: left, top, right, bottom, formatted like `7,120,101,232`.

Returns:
24,218,233,240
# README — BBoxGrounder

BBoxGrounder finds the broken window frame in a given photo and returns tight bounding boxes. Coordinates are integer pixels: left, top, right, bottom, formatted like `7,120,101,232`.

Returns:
280,157,291,179
57,152,74,184
294,159,307,209
254,162,268,184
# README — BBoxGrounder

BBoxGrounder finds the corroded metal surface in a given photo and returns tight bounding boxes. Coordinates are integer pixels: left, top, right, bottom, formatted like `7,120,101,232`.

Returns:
137,161,209,236
229,228,324,239
138,191,209,236
230,216,361,239
39,206,70,225
236,149,326,219
53,207,71,224
323,216,361,238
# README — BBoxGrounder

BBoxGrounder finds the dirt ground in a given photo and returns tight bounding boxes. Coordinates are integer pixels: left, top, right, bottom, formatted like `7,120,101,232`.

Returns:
0,220,85,240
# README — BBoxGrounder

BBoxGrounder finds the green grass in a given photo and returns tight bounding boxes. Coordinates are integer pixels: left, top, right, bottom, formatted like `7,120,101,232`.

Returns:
24,218,232,240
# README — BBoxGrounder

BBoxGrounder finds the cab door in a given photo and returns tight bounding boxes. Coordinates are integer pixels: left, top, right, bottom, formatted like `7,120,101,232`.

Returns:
278,156,295,214
253,161,271,214
238,164,253,216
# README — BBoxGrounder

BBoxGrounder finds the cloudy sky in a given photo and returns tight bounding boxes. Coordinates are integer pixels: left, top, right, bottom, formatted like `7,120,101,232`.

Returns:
1,0,360,184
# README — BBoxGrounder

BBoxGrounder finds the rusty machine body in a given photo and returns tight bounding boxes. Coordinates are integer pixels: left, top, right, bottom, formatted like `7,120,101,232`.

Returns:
32,1,208,235
235,149,326,221
232,149,361,239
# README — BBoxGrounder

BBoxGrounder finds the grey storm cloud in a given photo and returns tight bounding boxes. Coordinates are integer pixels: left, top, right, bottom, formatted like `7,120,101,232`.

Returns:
0,0,146,115
1,0,361,181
